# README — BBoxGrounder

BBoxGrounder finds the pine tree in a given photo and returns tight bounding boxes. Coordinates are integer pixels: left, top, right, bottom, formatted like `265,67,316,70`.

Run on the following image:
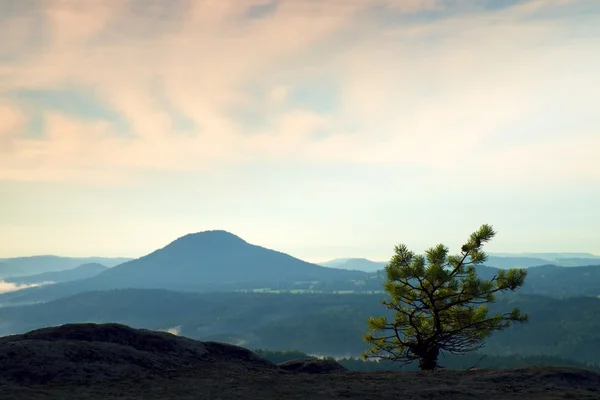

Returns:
363,224,528,370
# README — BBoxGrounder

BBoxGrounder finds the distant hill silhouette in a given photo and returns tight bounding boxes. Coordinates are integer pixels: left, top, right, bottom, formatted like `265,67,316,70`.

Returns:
322,254,600,270
0,230,365,304
92,230,365,287
484,255,600,269
485,256,556,268
489,252,600,259
4,263,107,285
0,256,130,278
474,263,600,297
517,264,600,297
319,258,386,272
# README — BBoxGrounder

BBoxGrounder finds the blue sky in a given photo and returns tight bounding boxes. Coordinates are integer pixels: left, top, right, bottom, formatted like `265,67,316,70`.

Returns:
1,0,599,262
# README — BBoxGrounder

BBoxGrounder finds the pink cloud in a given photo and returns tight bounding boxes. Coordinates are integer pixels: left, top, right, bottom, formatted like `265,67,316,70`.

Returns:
384,0,443,13
0,0,598,186
43,0,122,46
0,103,26,154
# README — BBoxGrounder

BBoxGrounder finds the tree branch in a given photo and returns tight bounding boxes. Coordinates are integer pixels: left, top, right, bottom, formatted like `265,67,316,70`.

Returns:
466,354,487,371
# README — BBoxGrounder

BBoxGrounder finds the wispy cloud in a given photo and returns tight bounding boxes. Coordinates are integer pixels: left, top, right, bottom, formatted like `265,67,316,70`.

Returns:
0,0,597,186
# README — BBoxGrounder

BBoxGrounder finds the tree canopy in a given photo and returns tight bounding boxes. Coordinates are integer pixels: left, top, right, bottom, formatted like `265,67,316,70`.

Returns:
363,224,528,370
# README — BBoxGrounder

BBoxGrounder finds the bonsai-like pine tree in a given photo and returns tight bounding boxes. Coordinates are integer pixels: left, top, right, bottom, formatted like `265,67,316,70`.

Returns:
363,224,528,371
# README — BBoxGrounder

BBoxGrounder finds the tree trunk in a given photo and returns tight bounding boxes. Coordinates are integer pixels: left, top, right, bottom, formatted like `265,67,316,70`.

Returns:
418,346,440,371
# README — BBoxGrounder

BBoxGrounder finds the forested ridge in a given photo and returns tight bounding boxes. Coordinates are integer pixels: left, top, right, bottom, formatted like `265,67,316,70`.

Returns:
2,289,600,365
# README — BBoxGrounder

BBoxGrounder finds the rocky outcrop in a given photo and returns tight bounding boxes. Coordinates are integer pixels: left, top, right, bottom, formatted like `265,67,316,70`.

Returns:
277,357,347,374
2,323,600,400
0,323,276,386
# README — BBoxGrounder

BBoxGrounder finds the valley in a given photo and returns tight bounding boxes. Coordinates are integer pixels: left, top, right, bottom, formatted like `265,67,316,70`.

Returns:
1,230,600,369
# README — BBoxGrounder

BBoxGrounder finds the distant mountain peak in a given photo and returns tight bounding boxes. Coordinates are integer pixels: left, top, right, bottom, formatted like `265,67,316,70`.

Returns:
150,230,251,256
173,230,248,244
76,262,108,269
319,258,387,272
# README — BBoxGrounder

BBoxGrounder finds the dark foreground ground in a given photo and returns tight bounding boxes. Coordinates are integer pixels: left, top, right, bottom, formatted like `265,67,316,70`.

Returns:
1,323,598,400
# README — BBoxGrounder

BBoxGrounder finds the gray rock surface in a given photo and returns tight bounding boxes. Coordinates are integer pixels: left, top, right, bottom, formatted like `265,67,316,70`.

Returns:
278,357,347,373
1,323,600,400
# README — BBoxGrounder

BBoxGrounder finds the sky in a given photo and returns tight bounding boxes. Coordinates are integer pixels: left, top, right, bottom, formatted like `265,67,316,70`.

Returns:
1,0,599,262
